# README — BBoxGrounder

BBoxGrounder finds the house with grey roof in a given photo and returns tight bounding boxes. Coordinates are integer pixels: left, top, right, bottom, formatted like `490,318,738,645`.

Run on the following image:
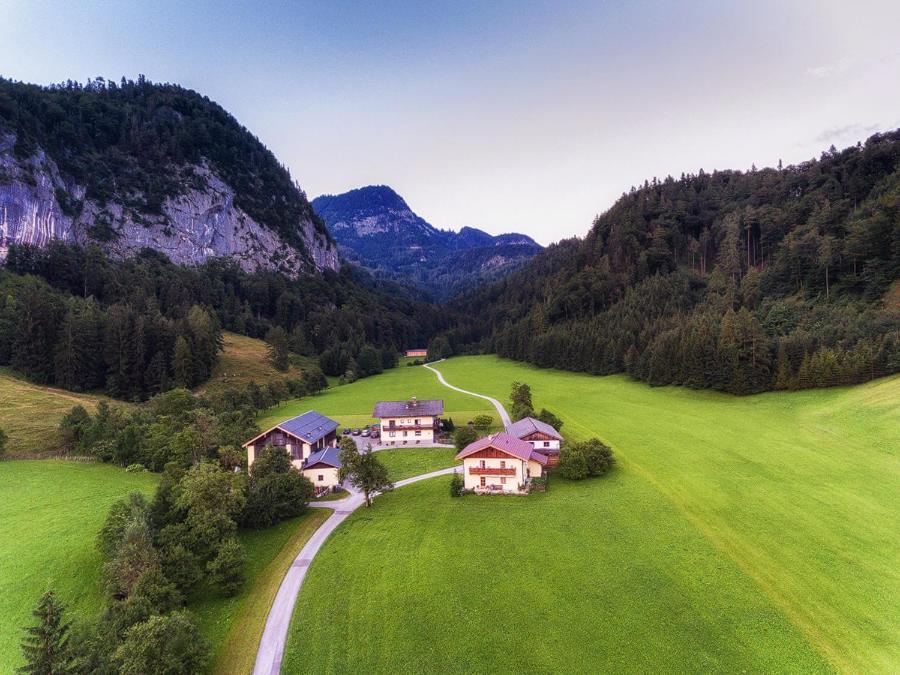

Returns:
373,396,444,445
507,417,563,464
302,446,343,494
243,411,339,469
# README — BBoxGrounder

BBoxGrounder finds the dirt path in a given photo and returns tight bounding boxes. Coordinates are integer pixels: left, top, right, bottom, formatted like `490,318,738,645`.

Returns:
423,360,511,429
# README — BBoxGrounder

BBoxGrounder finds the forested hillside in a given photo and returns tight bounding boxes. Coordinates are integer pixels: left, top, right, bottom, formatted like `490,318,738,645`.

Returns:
0,243,447,400
445,131,900,394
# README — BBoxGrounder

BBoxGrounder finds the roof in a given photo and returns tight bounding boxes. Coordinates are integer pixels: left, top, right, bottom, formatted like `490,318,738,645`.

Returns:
373,398,444,418
507,417,563,441
304,446,342,470
455,432,549,465
242,410,339,447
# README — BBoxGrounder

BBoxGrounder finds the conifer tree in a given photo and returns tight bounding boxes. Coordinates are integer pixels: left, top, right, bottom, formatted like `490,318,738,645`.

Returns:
19,591,70,675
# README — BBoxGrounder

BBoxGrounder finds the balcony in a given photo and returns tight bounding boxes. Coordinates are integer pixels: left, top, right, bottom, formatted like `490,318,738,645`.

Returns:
468,466,516,476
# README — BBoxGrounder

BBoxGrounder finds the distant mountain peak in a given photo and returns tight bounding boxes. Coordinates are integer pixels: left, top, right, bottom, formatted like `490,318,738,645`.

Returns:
311,186,542,300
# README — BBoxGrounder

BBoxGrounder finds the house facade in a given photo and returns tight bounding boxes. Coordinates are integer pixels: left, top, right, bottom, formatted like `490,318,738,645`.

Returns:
507,417,564,465
404,348,428,358
373,397,443,445
455,432,548,494
242,411,339,470
302,446,342,494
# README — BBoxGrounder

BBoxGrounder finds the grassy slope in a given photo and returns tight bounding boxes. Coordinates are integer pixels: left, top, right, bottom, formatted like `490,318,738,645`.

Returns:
286,478,829,674
257,364,493,431
437,356,900,672
284,357,898,673
192,508,331,675
0,368,114,457
0,461,158,668
200,331,310,398
376,447,458,482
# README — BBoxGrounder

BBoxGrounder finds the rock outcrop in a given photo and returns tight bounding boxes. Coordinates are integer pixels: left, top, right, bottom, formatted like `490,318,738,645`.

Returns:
0,133,338,275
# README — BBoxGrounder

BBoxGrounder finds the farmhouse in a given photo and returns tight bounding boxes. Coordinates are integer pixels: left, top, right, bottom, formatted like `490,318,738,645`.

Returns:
243,410,339,469
404,348,428,358
455,432,548,494
302,446,342,495
507,417,563,465
373,396,443,445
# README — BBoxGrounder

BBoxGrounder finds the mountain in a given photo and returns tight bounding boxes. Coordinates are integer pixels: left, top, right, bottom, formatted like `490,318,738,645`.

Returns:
0,77,338,274
444,131,900,394
311,185,542,299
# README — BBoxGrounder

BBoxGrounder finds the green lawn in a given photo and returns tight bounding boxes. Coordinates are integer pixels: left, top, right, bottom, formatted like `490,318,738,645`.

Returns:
283,356,899,673
375,447,459,481
0,461,159,668
192,508,331,675
257,364,493,431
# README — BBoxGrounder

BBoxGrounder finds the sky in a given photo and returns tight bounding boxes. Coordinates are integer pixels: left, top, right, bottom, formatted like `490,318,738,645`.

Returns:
2,0,899,245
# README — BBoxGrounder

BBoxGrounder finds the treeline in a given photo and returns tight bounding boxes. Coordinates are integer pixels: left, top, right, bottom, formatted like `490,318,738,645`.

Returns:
0,76,328,251
446,131,900,394
2,242,448,397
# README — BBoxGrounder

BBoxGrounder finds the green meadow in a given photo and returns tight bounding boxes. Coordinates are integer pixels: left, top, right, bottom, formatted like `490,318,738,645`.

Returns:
375,447,458,481
0,461,159,668
283,356,899,673
257,364,494,431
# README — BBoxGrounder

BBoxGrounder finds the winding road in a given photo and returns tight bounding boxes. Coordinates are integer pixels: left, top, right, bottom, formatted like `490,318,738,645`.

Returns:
253,362,506,674
252,466,458,675
423,360,511,429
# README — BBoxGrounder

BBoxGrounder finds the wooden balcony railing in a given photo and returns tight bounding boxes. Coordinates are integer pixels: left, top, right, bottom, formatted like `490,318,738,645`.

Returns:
468,467,516,476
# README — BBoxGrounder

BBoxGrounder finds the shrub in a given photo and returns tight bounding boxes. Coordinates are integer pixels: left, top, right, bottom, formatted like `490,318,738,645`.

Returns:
557,439,615,480
125,463,146,473
449,472,465,497
453,426,478,451
207,537,245,597
242,447,314,528
472,414,494,433
114,610,208,675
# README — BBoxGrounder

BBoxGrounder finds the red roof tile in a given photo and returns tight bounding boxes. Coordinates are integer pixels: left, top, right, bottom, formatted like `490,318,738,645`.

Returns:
455,432,549,465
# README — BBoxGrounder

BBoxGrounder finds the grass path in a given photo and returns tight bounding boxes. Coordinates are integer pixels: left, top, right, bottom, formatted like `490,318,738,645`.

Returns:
434,356,900,672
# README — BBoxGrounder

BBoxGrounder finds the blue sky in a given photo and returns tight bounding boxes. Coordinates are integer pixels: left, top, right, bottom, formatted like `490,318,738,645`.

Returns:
2,0,899,244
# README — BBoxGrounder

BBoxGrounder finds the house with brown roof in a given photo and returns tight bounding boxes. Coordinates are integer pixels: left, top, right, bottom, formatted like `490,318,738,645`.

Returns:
373,396,443,445
507,417,563,465
455,432,548,494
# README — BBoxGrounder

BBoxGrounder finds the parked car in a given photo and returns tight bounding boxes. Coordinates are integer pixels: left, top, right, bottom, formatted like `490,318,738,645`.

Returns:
370,428,380,439
342,428,351,436
352,428,362,436
361,428,370,437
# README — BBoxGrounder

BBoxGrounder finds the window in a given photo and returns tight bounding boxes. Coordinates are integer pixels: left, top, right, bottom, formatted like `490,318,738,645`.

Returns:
501,477,506,484
480,477,486,487
389,431,396,438
317,474,324,482
544,441,550,447
403,431,408,437
415,430,421,437
479,460,486,468
526,467,531,478
500,460,506,469
415,419,420,425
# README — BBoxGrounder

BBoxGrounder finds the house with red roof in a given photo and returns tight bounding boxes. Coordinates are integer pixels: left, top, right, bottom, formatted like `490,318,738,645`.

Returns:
454,432,548,494
507,417,563,465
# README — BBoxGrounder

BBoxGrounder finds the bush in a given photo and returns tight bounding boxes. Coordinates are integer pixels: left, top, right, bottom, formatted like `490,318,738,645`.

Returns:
449,472,465,497
114,610,208,675
125,463,146,473
207,537,245,597
472,414,494,433
557,439,615,480
453,426,478,451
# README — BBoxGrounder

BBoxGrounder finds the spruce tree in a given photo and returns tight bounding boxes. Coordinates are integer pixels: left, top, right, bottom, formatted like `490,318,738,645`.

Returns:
19,591,70,675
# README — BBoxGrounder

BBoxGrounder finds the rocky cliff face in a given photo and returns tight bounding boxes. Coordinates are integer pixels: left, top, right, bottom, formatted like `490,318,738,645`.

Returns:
0,133,338,275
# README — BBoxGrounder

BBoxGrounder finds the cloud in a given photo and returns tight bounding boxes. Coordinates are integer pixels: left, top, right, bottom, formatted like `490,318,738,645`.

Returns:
806,57,853,79
814,122,881,145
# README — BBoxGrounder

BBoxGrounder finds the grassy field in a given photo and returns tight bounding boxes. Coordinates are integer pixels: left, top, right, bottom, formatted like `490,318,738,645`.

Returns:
0,461,159,668
284,356,899,673
376,447,458,481
200,331,312,397
192,508,331,675
0,368,115,457
257,364,493,431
